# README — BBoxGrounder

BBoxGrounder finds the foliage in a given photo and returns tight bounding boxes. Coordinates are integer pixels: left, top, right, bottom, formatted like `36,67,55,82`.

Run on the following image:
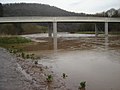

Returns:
62,73,68,79
2,3,120,17
3,3,78,17
34,61,38,65
46,75,53,82
0,23,48,35
21,52,25,59
79,81,86,90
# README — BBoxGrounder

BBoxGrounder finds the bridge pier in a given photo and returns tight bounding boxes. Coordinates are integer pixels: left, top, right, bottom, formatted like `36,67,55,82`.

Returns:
48,23,52,37
53,22,57,50
105,22,108,36
95,23,99,37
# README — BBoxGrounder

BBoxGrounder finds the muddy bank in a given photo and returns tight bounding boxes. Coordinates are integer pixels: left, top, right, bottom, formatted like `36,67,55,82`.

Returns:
21,36,120,51
21,37,96,51
16,57,68,90
0,47,68,90
0,48,34,90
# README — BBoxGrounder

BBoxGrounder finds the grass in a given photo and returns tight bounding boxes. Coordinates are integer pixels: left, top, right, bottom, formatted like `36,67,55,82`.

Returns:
62,73,68,79
46,75,53,82
0,35,41,60
79,81,86,90
0,36,32,49
0,36,31,44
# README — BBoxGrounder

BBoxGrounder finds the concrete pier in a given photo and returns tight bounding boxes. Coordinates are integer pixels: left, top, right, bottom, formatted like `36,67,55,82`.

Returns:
48,23,52,37
105,22,108,36
53,22,57,50
95,23,99,37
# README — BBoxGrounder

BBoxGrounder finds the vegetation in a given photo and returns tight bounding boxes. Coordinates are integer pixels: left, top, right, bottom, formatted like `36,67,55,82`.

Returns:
2,3,120,17
0,36,40,59
0,36,31,44
3,3,79,17
34,61,38,65
7,45,39,60
0,23,120,35
62,73,68,79
21,52,25,59
0,23,48,35
79,81,86,90
46,75,53,82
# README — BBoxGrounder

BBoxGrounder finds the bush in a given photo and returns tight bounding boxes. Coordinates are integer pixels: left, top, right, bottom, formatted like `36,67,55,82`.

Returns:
46,75,53,82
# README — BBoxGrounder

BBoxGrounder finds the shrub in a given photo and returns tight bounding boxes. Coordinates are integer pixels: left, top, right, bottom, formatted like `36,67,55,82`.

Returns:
46,75,53,82
79,81,86,90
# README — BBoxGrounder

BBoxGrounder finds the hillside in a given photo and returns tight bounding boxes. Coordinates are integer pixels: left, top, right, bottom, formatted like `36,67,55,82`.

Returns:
3,3,82,17
1,3,119,17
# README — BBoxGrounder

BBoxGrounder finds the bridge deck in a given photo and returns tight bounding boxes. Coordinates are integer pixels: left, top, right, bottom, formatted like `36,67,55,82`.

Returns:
0,16,120,23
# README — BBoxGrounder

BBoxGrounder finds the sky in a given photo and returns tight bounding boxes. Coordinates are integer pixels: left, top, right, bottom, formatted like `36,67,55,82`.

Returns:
1,0,120,14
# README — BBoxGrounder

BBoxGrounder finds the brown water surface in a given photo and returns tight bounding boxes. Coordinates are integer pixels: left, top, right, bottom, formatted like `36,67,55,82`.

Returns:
23,34,120,90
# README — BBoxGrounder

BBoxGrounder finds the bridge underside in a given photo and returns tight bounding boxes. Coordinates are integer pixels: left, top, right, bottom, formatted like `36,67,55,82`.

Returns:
48,22,108,37
51,22,109,50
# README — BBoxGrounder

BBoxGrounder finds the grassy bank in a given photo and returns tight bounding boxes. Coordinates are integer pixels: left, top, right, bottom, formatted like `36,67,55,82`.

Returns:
0,36,31,49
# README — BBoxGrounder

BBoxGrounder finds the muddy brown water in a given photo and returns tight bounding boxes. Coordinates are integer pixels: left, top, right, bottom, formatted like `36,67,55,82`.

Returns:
22,34,120,90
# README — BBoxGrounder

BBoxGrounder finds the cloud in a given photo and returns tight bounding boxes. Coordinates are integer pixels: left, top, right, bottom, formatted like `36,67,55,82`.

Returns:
67,0,120,13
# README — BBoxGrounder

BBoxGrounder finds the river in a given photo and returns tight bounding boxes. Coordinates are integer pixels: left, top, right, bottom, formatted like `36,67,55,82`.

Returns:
22,33,120,90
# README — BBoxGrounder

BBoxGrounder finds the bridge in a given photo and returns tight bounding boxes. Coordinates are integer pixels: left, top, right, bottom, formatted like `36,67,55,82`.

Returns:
0,16,120,49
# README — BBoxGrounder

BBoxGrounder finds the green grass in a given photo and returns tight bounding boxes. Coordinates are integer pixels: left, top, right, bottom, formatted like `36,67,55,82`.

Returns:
0,36,32,49
0,36,31,44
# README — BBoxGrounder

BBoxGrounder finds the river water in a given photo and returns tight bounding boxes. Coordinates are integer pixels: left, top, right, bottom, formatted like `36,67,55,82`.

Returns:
22,33,120,90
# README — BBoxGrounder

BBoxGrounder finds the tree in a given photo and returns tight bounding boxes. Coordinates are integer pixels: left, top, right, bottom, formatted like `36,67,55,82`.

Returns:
0,3,3,17
106,8,117,17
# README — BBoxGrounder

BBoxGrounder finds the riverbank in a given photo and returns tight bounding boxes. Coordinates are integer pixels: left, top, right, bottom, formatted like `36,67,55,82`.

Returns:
16,55,67,90
0,47,68,90
0,36,68,90
0,48,34,90
1,34,120,90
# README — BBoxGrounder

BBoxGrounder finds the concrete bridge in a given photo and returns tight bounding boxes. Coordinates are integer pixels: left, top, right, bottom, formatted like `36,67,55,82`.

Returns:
0,16,120,50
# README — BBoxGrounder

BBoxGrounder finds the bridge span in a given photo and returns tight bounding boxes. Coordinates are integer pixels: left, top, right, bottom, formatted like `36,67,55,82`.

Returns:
0,16,120,50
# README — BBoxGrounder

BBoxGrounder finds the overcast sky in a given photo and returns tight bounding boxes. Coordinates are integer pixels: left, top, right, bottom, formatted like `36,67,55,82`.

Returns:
1,0,120,14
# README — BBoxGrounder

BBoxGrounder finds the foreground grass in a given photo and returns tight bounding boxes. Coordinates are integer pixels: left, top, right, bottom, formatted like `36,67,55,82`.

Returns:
0,36,31,49
0,36,31,44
